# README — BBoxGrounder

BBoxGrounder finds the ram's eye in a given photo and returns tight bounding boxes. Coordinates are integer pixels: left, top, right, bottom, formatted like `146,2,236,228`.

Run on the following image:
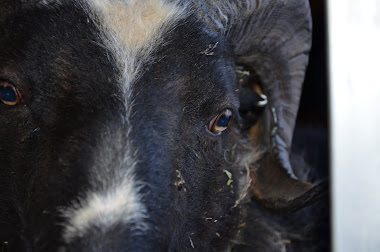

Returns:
208,109,233,134
0,82,21,106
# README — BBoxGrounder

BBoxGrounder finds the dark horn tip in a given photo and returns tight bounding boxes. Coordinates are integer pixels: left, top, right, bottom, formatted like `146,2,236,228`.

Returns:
258,180,329,214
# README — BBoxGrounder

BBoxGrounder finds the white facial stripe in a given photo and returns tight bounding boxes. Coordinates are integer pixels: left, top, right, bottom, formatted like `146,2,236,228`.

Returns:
63,178,147,242
62,0,187,242
85,0,187,96
62,129,147,242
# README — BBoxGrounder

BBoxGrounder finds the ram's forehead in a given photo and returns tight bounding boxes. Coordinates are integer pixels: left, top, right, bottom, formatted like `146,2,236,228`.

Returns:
35,0,185,47
83,0,187,94
88,0,184,46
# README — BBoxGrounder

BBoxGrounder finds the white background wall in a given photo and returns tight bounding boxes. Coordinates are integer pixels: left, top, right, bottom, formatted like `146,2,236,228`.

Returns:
328,0,380,251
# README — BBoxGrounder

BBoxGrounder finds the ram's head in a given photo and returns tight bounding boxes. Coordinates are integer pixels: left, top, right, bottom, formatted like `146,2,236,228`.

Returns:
0,0,326,251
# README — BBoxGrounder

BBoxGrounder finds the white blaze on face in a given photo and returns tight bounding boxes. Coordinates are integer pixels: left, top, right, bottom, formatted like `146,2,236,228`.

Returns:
86,0,187,96
62,0,187,242
63,177,146,242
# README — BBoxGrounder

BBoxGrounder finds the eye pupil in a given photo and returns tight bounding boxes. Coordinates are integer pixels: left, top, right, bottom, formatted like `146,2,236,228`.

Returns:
0,83,21,106
208,109,233,134
217,115,231,127
0,86,16,102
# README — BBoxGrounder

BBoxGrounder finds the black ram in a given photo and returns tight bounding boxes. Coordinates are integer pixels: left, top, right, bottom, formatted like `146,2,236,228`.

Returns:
0,0,327,251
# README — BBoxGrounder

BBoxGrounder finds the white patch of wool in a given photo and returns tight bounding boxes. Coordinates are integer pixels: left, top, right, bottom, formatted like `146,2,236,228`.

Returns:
62,0,187,242
62,127,148,242
63,177,147,242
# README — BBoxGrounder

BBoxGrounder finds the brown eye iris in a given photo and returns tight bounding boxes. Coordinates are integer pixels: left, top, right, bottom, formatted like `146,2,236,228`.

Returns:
0,82,21,106
208,109,233,134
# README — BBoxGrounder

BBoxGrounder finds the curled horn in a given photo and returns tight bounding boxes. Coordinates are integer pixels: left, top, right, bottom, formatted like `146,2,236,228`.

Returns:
195,0,327,212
